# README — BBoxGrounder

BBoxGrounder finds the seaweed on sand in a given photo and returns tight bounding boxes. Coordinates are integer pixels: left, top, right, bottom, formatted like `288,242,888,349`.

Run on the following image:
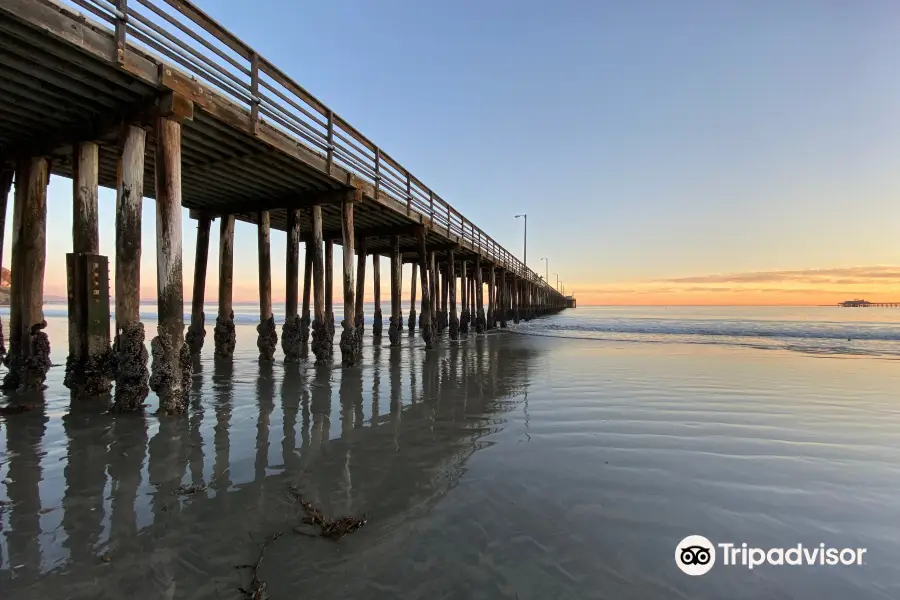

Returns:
236,486,367,598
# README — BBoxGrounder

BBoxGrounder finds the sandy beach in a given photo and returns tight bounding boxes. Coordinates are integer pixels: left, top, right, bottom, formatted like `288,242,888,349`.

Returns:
1,306,899,598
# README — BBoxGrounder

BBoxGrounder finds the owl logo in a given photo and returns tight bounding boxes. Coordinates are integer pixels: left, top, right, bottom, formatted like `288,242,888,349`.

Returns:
675,535,716,575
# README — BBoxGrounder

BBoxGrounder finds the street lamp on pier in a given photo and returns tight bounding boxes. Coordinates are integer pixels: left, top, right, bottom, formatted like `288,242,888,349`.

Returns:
541,257,548,283
515,214,527,268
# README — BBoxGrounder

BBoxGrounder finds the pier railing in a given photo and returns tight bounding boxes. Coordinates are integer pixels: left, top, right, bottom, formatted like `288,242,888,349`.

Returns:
61,0,548,287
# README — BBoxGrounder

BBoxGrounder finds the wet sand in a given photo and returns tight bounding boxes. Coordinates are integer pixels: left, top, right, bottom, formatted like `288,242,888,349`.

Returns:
2,315,900,599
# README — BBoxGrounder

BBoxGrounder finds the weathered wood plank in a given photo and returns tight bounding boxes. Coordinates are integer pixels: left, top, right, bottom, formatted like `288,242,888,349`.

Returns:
310,203,328,363
389,234,401,346
257,211,272,320
186,214,210,355
339,193,359,366
153,116,187,412
285,209,300,317
115,124,145,329
417,230,432,348
72,141,99,254
448,250,458,340
217,214,234,319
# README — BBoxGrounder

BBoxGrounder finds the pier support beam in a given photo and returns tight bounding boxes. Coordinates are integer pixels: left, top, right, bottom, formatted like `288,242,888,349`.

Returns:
186,216,211,356
460,260,469,334
441,261,449,334
150,117,190,414
325,239,335,353
475,257,485,333
300,238,313,347
429,251,438,338
389,236,402,346
340,193,359,366
449,251,458,340
0,167,9,362
469,274,476,330
112,125,149,410
418,232,434,348
407,263,418,334
487,265,495,329
6,157,51,392
372,253,383,338
499,271,508,328
282,209,302,362
255,211,277,361
214,215,236,357
354,237,367,347
64,141,114,396
310,205,329,363
514,278,521,324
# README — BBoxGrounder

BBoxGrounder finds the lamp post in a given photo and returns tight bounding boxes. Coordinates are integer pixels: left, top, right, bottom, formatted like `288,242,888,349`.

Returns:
515,214,527,268
541,258,548,283
556,273,559,292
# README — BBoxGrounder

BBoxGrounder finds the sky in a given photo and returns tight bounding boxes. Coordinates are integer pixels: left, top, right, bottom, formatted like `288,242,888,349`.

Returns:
7,0,900,306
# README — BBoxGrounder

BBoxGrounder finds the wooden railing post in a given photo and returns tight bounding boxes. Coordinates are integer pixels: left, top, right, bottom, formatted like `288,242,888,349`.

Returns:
375,147,381,198
114,0,127,65
429,189,434,222
406,172,412,216
326,109,334,175
249,51,259,134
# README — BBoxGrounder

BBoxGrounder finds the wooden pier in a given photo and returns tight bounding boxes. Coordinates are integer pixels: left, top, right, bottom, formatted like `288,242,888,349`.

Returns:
0,0,568,411
838,300,900,308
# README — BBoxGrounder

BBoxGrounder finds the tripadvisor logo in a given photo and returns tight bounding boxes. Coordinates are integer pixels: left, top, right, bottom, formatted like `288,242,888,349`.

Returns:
675,535,867,576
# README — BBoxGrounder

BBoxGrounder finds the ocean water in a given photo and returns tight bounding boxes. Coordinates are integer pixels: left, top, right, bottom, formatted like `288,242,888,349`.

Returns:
1,305,899,599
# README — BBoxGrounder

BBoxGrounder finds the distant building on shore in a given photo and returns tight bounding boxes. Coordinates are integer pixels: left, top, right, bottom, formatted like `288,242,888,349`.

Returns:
839,299,871,307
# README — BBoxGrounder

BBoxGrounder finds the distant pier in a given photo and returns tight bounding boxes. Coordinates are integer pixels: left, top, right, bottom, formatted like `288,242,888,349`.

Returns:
838,300,900,308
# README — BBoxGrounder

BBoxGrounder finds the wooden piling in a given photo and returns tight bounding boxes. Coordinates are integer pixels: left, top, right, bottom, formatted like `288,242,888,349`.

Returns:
110,124,149,410
441,260,449,333
389,235,402,346
0,166,10,273
115,125,146,331
499,270,508,328
325,238,334,340
513,277,520,323
282,208,302,362
66,142,99,386
73,142,99,255
372,253,383,337
417,231,433,348
475,256,485,333
301,236,313,346
460,259,468,334
310,204,329,363
186,216,210,355
214,214,236,357
151,117,189,413
429,251,438,336
355,237,367,342
285,210,300,318
0,167,10,361
408,262,418,333
487,265,495,329
472,274,477,324
256,210,277,361
339,193,359,366
449,250,458,340
10,157,51,391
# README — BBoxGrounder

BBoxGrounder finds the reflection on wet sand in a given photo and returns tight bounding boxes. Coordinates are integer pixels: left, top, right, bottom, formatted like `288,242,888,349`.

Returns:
0,333,537,598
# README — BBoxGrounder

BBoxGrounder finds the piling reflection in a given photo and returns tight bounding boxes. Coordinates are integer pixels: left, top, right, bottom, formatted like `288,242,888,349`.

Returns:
0,332,540,597
3,403,47,584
